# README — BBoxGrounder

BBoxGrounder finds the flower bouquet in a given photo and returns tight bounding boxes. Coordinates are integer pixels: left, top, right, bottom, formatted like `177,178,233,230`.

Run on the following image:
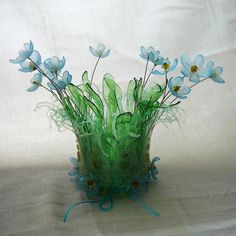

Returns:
10,41,224,221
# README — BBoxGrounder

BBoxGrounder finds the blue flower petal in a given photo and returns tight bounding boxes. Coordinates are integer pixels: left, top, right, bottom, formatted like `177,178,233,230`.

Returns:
29,50,41,65
146,47,155,55
47,82,56,90
50,56,59,67
168,77,174,89
211,75,225,83
172,76,184,86
181,67,190,76
9,58,23,64
140,46,146,59
152,70,164,75
180,53,191,68
62,71,72,84
207,61,214,69
169,58,178,71
89,46,99,57
151,156,160,166
19,68,33,73
213,66,223,75
57,80,66,89
19,61,35,72
69,168,78,176
69,157,78,166
27,84,39,92
97,43,105,53
24,40,33,52
101,49,110,58
199,67,210,77
58,57,66,70
193,55,204,67
181,86,191,95
189,73,200,83
31,73,42,84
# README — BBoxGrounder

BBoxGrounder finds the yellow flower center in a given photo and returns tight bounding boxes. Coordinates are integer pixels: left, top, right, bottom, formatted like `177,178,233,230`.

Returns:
162,62,170,71
29,62,36,71
191,65,198,73
173,85,181,92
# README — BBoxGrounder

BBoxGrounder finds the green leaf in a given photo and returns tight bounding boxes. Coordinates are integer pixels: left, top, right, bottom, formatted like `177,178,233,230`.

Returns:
77,73,104,117
115,112,132,127
83,96,103,120
62,97,76,119
115,112,132,141
133,78,143,104
84,83,104,116
142,84,164,102
127,79,135,112
103,73,122,114
137,100,160,114
102,73,123,136
160,101,180,108
82,71,90,85
67,84,87,116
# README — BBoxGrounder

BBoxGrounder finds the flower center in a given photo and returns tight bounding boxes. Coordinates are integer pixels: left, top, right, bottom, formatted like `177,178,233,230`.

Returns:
51,67,57,73
29,62,36,71
162,62,170,71
87,179,95,186
132,180,139,188
191,65,198,73
173,85,181,92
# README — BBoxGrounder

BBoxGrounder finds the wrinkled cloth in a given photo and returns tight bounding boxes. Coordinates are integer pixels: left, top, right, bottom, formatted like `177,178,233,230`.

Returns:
0,0,236,235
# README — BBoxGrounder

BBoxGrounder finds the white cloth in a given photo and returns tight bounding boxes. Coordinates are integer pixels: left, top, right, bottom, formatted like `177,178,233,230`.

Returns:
0,0,236,235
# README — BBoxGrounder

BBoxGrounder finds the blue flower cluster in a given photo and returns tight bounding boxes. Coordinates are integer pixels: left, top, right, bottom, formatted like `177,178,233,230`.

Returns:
10,41,111,93
9,41,71,92
69,157,99,197
140,46,224,99
10,41,224,100
68,156,160,197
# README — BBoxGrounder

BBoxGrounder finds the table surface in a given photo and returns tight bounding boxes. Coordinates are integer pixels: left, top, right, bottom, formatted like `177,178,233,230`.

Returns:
0,0,236,235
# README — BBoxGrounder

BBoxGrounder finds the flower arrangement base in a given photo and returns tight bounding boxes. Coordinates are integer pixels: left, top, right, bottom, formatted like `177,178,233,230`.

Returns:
64,129,160,221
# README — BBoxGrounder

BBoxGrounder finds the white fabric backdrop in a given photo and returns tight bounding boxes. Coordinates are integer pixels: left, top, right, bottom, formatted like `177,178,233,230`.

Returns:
0,0,236,235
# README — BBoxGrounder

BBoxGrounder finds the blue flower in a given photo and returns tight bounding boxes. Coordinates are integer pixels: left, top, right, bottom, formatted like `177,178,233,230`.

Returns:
9,40,34,64
38,64,55,79
77,174,99,197
149,50,164,65
128,173,150,196
44,56,65,73
140,46,155,60
168,76,191,99
68,157,79,177
27,73,42,92
18,50,41,72
180,54,209,82
47,70,72,90
152,58,178,75
150,157,160,180
89,43,110,58
206,61,225,84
